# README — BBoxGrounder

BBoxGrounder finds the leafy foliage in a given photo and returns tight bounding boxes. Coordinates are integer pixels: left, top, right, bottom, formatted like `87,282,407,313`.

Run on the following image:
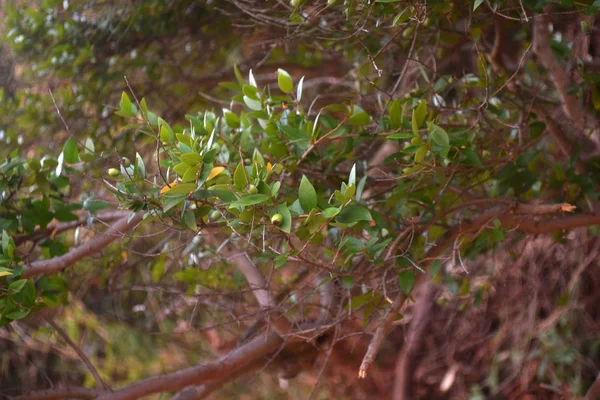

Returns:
2,0,600,398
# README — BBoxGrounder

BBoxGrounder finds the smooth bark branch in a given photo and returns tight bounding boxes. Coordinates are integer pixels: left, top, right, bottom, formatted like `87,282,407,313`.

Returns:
14,211,131,246
214,240,293,338
15,387,104,400
22,212,144,279
358,291,407,378
393,281,435,400
511,202,576,215
170,357,263,400
96,333,283,400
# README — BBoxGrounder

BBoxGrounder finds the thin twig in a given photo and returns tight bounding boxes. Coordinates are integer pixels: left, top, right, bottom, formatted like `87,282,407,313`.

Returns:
44,316,109,389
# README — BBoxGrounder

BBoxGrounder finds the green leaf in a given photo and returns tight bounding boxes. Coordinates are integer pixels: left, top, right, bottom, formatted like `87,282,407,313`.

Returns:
473,0,484,11
277,69,294,94
411,100,428,135
159,119,175,143
243,96,262,111
297,76,305,101
229,194,270,208
9,279,27,295
224,110,240,129
2,230,10,256
336,205,372,224
429,124,450,148
415,145,427,163
6,309,30,320
388,99,402,130
275,253,288,269
183,210,197,231
0,271,12,277
399,270,416,293
242,84,259,100
322,207,340,218
181,165,200,183
276,203,292,234
234,64,244,85
180,152,203,165
429,260,442,275
348,164,356,186
119,91,137,117
234,162,248,191
348,105,370,126
135,153,146,179
62,138,79,164
248,69,257,87
165,183,196,195
299,175,317,212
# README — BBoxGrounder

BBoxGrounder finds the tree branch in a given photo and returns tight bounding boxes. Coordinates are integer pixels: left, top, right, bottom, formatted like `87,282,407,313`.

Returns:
14,211,132,246
358,291,407,378
96,333,283,400
392,280,435,400
22,212,144,279
44,316,108,390
211,238,293,339
170,356,263,400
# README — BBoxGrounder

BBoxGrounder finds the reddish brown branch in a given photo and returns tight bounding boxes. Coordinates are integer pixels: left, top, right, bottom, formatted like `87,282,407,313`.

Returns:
393,280,435,400
213,239,293,338
359,292,407,378
22,212,144,279
96,333,283,400
14,211,131,246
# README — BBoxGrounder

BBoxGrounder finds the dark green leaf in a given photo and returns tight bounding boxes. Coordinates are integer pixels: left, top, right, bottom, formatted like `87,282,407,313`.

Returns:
336,205,372,224
183,210,197,231
399,270,415,293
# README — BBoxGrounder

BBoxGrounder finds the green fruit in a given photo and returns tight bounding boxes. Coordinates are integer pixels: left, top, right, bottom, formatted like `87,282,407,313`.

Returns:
210,210,221,221
247,184,258,194
271,213,283,225
121,157,131,167
402,27,414,39
108,168,120,177
381,228,389,238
